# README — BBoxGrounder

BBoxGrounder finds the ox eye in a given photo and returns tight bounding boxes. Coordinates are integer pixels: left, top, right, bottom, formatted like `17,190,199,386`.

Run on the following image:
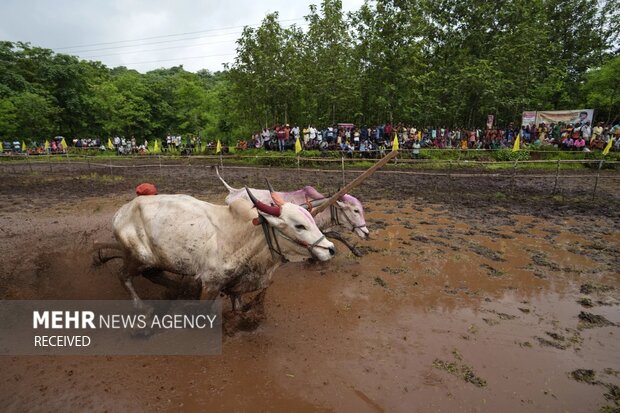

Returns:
295,224,307,231
354,209,360,213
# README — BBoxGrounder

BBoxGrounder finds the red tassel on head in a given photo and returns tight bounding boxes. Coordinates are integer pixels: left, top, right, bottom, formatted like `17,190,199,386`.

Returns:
136,183,158,196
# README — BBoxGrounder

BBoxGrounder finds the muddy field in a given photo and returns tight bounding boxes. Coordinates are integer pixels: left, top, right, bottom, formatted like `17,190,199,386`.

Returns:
0,160,619,412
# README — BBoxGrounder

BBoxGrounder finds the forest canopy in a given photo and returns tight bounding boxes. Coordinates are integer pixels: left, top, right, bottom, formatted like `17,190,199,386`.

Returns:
0,0,618,142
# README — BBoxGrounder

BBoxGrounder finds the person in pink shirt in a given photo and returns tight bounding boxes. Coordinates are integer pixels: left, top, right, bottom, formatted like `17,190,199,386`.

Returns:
573,136,586,150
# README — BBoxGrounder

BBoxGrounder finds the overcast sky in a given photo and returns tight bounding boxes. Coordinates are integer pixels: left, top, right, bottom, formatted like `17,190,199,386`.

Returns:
0,0,365,73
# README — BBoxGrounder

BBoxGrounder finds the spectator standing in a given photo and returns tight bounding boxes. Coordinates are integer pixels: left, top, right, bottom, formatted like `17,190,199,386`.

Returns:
592,122,603,144
412,139,421,159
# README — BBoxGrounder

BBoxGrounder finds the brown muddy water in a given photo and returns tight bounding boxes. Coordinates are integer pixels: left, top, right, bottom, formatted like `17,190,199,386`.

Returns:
0,165,619,412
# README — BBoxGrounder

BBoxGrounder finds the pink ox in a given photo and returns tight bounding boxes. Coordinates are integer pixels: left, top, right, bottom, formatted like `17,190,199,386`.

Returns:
216,169,369,252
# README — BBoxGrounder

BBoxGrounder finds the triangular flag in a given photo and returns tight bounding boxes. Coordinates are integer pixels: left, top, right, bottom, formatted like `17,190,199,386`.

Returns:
392,132,399,152
21,141,27,151
60,137,68,148
153,140,161,153
44,140,50,150
216,140,222,154
602,138,614,156
512,133,521,152
295,136,302,154
107,138,114,150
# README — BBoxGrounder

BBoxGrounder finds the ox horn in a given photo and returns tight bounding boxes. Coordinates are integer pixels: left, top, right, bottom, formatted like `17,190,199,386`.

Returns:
310,150,398,216
265,178,285,206
246,187,281,217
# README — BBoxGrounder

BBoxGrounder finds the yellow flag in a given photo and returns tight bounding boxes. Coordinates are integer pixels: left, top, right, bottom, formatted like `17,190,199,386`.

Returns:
44,140,50,150
512,133,521,152
602,138,614,156
295,136,302,154
22,141,27,151
153,140,161,153
60,137,68,149
392,132,399,152
216,140,222,154
107,138,114,150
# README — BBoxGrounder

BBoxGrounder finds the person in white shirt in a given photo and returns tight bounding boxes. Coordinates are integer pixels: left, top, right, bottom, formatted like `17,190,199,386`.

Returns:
309,126,317,141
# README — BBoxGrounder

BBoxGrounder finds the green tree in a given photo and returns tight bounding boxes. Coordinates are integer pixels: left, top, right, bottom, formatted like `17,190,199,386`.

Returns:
582,56,620,123
10,91,59,138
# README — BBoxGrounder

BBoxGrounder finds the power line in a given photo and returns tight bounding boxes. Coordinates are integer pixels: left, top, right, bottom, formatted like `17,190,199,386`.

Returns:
80,39,238,59
118,53,236,66
76,22,310,58
69,32,241,54
54,17,306,50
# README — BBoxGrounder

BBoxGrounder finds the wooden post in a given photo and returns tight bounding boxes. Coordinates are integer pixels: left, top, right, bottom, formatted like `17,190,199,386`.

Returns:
552,159,561,195
27,156,33,173
510,159,519,193
159,155,163,179
312,150,399,216
592,160,604,200
341,156,345,187
297,156,300,179
448,160,452,196
109,160,113,176
48,153,52,173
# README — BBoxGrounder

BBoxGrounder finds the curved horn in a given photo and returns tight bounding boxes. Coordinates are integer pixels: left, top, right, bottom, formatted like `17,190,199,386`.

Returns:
311,150,398,216
265,179,285,206
245,187,281,217
271,191,285,207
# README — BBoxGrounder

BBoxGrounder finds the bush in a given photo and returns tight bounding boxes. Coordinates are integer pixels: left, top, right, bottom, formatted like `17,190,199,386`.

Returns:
494,149,530,161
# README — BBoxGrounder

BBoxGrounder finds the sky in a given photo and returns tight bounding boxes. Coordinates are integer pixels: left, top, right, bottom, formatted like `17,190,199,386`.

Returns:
0,0,365,73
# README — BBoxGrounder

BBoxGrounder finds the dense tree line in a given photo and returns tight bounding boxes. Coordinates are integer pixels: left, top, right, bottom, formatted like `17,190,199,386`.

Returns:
0,0,618,143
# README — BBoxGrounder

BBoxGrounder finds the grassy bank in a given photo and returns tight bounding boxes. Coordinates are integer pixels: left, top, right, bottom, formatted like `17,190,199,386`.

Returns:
1,148,619,172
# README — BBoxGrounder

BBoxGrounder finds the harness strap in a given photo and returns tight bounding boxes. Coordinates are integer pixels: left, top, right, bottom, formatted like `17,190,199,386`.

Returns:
256,215,327,262
330,203,366,229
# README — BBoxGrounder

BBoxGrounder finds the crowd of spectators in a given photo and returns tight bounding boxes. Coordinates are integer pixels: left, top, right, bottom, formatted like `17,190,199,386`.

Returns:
3,120,619,156
244,122,620,155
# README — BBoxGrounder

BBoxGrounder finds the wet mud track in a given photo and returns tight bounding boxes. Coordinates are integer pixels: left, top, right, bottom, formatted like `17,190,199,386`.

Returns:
0,161,619,412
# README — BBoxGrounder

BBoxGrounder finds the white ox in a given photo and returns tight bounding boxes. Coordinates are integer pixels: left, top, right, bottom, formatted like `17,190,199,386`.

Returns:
216,169,369,240
112,189,335,308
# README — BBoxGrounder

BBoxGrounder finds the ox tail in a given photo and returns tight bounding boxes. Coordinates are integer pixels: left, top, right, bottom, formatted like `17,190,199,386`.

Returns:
91,241,124,267
214,166,236,193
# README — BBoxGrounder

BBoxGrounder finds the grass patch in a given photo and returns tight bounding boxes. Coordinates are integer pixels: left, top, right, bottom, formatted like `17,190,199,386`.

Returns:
578,312,615,329
76,172,124,182
432,353,487,387
373,276,387,288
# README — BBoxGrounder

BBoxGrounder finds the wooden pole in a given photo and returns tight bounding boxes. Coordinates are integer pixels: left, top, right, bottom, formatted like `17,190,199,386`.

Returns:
510,159,518,193
592,160,604,200
341,156,345,187
552,159,560,195
312,150,399,216
159,155,163,179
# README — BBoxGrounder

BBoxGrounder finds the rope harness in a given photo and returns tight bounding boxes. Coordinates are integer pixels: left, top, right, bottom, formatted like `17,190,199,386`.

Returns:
256,215,328,262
